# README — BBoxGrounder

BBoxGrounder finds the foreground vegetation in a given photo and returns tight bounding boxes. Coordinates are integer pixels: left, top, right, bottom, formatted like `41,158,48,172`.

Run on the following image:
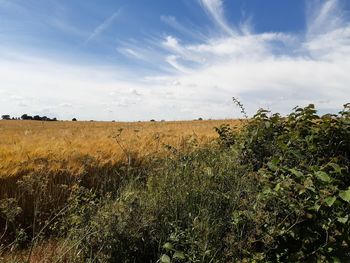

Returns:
1,104,349,262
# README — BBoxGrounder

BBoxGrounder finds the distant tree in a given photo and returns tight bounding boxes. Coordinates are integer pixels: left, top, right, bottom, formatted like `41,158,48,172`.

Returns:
198,117,203,121
150,119,156,122
72,118,77,121
33,115,42,121
21,114,58,121
1,115,11,120
21,114,33,120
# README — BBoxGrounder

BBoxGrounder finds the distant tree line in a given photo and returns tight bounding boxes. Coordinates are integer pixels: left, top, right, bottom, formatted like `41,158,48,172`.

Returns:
1,114,58,121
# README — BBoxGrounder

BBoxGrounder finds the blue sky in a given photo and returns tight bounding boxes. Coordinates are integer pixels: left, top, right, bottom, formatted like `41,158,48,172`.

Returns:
0,0,349,120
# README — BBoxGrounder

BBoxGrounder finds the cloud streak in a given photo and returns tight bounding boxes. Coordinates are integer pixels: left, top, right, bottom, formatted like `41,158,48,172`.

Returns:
86,9,121,43
160,15,206,40
307,0,344,36
199,0,236,36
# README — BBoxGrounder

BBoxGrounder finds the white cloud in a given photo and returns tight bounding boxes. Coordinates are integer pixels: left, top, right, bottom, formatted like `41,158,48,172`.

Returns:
117,48,145,60
148,0,349,115
165,55,191,73
306,0,344,36
160,15,206,40
199,0,236,36
163,36,182,51
305,0,350,61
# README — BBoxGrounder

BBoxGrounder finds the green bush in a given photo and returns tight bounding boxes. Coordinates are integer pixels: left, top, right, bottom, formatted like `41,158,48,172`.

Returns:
225,103,350,262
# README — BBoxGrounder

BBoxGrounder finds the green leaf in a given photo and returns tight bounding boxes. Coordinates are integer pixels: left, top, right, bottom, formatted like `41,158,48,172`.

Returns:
267,162,279,172
304,177,316,192
339,189,350,202
328,163,342,174
332,257,341,263
163,242,173,251
173,251,185,260
315,171,331,182
337,215,348,224
262,187,272,195
324,196,336,207
289,168,303,178
309,204,321,212
274,183,281,192
160,254,171,263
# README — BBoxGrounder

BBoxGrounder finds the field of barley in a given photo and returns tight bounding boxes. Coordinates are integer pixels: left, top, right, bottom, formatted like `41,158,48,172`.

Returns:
0,119,240,179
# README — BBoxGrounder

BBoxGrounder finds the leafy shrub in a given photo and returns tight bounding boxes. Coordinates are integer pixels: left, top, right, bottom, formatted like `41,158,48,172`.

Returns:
226,103,350,261
215,124,236,147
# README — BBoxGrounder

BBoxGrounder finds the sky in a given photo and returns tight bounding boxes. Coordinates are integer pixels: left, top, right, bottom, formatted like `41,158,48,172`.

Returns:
0,0,349,121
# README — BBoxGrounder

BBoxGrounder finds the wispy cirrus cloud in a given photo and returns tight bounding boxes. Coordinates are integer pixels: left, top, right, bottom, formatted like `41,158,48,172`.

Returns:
198,0,236,36
160,15,206,40
86,9,122,43
305,0,350,61
117,47,146,60
306,0,344,36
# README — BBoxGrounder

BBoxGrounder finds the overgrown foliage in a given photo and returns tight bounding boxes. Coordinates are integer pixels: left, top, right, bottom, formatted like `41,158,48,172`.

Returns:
216,103,350,261
59,147,257,262
1,103,349,262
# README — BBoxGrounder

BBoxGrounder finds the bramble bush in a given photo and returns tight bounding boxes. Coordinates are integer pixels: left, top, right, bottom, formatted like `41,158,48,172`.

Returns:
218,103,350,261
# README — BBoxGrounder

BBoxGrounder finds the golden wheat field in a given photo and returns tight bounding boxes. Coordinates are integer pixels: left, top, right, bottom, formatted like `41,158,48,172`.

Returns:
0,119,240,179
